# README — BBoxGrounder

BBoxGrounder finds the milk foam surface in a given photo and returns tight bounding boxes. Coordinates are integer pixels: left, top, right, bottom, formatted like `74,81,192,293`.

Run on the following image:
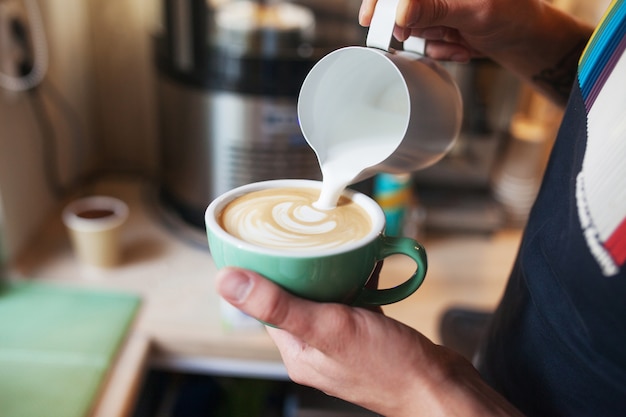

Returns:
219,188,371,251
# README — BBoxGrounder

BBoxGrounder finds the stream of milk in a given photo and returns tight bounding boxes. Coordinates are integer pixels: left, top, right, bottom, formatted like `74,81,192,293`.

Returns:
311,108,406,210
314,139,398,210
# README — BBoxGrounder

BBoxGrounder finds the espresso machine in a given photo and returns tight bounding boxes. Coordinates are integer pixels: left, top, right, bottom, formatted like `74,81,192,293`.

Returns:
155,0,364,228
155,0,523,232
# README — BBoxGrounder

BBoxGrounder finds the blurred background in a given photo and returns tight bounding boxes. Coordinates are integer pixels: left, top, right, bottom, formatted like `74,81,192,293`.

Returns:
0,0,612,270
0,1,613,416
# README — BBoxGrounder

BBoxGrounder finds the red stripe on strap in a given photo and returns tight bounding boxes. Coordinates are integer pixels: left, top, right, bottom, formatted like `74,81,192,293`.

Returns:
605,217,626,266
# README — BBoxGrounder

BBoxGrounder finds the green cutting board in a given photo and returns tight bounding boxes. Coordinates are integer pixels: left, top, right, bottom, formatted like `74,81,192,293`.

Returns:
0,282,140,417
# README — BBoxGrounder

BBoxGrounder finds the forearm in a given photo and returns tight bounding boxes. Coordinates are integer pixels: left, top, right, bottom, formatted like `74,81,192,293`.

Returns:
487,2,593,106
389,345,526,417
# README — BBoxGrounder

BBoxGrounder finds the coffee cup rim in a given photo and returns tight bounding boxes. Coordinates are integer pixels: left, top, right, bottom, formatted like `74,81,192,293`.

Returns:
62,195,129,232
205,179,385,257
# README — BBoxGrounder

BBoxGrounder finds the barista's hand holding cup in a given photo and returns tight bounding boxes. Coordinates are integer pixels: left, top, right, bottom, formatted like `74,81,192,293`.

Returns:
206,180,426,306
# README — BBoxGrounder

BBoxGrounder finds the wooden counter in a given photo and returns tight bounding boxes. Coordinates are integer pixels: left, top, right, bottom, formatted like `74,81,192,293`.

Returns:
10,178,522,417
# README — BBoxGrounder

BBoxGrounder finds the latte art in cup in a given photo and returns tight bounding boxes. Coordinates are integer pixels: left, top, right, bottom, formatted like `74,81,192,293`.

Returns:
218,188,371,251
207,179,427,305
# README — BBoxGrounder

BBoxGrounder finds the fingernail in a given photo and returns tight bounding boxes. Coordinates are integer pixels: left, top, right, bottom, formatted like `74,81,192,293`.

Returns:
393,26,410,42
217,269,253,303
358,5,366,25
358,0,374,26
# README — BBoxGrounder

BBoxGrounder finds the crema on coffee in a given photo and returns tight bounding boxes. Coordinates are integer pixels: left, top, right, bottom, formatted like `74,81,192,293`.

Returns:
218,187,371,251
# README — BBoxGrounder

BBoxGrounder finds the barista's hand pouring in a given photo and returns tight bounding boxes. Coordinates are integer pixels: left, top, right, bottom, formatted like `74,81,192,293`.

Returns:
216,0,595,416
359,0,591,105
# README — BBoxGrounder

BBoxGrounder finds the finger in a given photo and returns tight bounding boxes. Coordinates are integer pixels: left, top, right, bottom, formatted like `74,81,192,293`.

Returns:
216,267,304,326
216,267,384,353
396,0,422,28
216,267,344,345
402,26,474,62
396,0,476,31
411,26,465,44
359,0,378,26
423,40,472,62
397,0,453,28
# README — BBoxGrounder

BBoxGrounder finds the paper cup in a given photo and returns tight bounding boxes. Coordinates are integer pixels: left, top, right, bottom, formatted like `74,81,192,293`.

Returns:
62,196,129,268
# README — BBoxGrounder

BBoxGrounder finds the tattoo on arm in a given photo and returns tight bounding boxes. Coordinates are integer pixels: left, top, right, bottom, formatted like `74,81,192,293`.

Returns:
532,40,588,105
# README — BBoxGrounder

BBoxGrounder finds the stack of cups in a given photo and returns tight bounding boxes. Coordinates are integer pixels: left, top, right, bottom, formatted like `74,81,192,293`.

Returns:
492,115,552,224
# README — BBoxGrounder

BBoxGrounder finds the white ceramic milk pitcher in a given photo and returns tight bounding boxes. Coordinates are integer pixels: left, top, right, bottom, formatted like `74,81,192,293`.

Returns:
297,0,463,208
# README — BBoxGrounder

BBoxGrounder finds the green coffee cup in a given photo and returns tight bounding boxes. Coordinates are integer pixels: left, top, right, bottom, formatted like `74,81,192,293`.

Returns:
205,179,427,306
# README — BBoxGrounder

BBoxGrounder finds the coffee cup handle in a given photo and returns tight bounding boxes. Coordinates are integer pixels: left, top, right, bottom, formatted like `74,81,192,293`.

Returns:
366,0,426,55
353,236,427,306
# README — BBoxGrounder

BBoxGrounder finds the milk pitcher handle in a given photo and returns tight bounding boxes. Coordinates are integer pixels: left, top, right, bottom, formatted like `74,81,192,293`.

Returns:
366,0,426,55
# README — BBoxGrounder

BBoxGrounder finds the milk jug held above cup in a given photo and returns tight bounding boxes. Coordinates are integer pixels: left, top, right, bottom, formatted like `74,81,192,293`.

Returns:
297,0,463,193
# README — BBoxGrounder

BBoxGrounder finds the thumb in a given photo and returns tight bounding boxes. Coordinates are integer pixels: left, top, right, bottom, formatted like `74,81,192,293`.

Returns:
215,267,318,332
